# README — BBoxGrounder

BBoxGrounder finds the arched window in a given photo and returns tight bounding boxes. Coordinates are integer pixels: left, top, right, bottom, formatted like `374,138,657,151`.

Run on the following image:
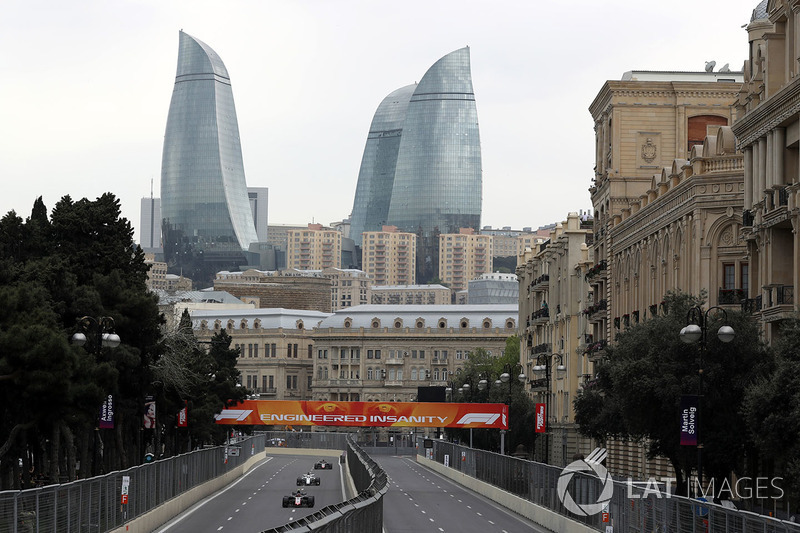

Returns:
367,368,373,380
434,368,440,380
397,369,403,380
411,368,418,380
389,369,396,380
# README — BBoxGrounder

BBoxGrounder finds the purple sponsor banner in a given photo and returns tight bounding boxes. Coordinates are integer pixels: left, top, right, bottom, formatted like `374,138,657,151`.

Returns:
99,394,114,429
680,395,698,446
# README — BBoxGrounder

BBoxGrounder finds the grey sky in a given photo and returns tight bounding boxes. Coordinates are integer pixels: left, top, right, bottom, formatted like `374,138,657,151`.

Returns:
2,1,752,242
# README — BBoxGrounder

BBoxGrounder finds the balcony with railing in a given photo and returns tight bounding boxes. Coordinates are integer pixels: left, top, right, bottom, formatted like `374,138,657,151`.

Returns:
582,299,607,320
585,260,607,282
762,285,795,322
763,187,792,228
530,274,550,291
718,288,747,305
532,307,550,323
530,342,552,355
584,339,608,362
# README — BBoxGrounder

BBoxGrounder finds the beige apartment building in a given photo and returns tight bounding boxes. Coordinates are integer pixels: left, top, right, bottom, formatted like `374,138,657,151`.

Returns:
310,304,518,403
321,268,372,310
517,213,595,466
370,284,452,305
582,68,745,478
361,226,416,286
286,223,342,270
732,1,799,345
439,228,493,291
192,308,331,400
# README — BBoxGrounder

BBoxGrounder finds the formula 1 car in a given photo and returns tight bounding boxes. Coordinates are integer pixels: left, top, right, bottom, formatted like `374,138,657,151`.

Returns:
282,489,315,508
314,459,333,470
297,472,321,486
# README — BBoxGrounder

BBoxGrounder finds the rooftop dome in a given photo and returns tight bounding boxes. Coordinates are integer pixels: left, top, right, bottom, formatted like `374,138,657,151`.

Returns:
751,0,768,22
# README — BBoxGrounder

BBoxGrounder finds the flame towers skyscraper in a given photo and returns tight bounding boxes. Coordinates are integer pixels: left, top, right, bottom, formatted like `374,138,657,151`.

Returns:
350,47,482,282
161,31,259,283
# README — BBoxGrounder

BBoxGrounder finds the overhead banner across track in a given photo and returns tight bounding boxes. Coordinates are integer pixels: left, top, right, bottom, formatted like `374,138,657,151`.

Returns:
214,400,508,429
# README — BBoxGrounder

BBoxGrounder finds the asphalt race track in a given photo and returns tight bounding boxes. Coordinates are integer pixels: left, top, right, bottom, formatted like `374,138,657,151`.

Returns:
156,454,344,533
376,455,551,533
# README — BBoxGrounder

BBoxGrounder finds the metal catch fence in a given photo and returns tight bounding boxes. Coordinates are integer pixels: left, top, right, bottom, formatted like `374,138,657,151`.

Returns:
0,434,265,533
422,439,800,533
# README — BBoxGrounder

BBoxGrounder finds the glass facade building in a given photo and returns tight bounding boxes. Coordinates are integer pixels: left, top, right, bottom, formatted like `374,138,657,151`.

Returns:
161,31,258,280
350,47,482,281
349,84,416,245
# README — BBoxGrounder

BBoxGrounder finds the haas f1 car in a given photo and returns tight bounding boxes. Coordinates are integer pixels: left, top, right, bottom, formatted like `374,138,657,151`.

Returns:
297,472,321,486
314,459,333,470
282,489,315,508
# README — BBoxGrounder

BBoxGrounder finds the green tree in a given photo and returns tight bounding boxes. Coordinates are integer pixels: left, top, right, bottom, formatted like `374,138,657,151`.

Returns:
574,291,768,494
444,337,536,455
0,194,163,488
743,317,800,505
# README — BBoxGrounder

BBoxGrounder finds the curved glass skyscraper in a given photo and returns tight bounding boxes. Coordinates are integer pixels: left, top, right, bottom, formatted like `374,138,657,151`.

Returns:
350,47,482,281
349,84,416,245
161,31,258,280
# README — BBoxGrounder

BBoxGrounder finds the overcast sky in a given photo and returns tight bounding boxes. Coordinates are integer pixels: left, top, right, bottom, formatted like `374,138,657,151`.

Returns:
2,0,755,243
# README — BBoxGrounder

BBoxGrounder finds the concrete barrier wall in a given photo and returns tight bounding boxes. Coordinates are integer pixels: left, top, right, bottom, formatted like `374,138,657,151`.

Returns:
416,455,597,533
110,449,354,533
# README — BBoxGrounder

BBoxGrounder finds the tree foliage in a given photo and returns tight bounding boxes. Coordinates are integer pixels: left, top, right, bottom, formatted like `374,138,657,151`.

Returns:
743,317,800,501
445,336,537,455
0,195,243,490
573,291,769,494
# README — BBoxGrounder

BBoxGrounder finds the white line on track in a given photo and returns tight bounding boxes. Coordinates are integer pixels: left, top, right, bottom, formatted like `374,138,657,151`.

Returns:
155,457,274,533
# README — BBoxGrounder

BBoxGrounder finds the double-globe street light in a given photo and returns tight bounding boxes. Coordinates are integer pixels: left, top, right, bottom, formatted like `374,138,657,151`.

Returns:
71,315,122,475
72,316,121,352
478,364,526,455
679,305,734,494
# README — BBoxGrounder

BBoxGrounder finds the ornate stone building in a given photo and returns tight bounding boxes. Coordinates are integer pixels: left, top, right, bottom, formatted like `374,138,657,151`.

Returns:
583,69,747,478
732,0,799,344
310,305,517,403
192,308,331,400
517,213,595,466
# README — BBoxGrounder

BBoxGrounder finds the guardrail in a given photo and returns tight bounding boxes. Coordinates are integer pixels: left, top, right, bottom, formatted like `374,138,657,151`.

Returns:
0,434,265,533
421,439,800,533
260,433,388,533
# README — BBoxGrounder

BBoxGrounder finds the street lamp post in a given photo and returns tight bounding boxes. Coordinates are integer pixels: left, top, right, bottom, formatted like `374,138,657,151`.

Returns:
532,354,565,464
458,377,474,448
72,316,121,354
495,364,526,455
71,316,121,475
679,305,734,495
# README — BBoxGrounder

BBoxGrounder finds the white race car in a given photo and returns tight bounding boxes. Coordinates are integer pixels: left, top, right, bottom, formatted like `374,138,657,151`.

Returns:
296,472,321,486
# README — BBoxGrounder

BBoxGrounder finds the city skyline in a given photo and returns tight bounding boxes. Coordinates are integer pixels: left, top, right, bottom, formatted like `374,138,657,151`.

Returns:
2,1,752,236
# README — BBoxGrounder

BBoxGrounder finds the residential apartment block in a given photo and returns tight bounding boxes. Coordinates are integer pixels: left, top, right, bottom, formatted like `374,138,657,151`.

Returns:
439,229,493,291
517,213,595,466
361,226,416,286
322,268,372,310
287,224,342,270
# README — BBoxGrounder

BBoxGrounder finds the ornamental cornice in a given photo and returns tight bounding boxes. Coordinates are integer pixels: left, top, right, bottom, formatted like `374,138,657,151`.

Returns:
609,89,740,101
732,77,800,147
